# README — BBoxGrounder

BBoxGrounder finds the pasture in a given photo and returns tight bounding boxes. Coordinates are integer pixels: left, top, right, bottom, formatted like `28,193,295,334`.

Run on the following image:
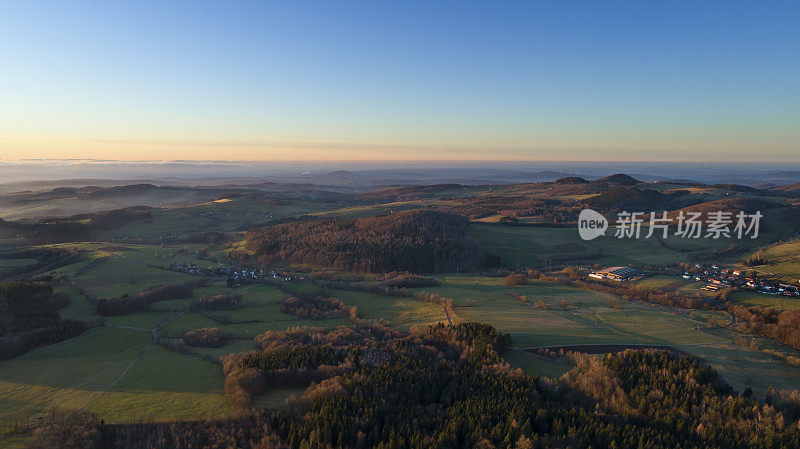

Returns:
0,326,229,426
737,241,800,283
329,289,448,327
684,338,800,396
40,243,200,299
469,208,796,268
504,350,571,379
469,224,698,267
422,275,728,348
422,274,800,397
728,290,800,311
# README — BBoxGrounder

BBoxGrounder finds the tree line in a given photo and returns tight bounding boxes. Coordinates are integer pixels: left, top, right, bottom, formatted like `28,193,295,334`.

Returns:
281,296,358,321
0,280,86,360
96,282,198,316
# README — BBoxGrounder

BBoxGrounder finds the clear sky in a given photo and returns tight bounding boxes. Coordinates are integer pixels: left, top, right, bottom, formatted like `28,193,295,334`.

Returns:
1,1,798,162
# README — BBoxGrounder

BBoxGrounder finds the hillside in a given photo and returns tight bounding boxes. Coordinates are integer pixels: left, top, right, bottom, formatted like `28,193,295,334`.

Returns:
580,187,700,212
673,197,776,216
244,210,485,273
554,176,588,184
0,184,265,220
357,184,471,203
593,173,641,185
772,182,800,193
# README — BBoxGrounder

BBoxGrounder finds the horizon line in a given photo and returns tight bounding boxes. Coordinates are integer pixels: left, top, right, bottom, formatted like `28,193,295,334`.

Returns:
2,159,800,165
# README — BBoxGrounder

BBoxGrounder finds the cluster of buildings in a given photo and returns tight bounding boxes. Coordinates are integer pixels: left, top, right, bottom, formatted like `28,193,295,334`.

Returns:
246,211,275,218
587,264,799,298
198,211,232,217
167,263,293,283
113,234,178,243
682,265,799,297
588,266,644,282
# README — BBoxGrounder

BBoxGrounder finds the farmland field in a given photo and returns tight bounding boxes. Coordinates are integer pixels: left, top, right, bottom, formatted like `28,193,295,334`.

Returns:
469,224,703,267
329,289,448,328
422,275,727,348
504,350,572,378
728,289,800,310
470,212,794,268
421,274,800,396
737,241,800,283
0,326,229,426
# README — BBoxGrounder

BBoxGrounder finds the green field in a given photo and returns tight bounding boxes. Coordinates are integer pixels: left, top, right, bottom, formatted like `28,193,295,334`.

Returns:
54,286,98,322
737,241,800,283
421,274,800,396
684,338,800,395
158,283,351,355
37,243,203,300
504,350,571,379
0,258,37,269
423,275,727,348
330,289,448,327
728,290,800,310
0,326,229,426
469,224,702,267
632,274,685,289
470,211,795,268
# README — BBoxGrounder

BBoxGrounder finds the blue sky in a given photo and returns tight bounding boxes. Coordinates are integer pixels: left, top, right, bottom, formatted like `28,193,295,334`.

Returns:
1,1,798,161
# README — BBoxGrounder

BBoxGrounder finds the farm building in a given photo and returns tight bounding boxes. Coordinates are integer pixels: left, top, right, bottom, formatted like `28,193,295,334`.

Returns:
588,266,643,282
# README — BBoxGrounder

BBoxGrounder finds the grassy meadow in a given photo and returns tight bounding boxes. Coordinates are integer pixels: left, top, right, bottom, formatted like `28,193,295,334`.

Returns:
422,275,728,348
737,240,800,283
422,274,800,396
0,326,229,427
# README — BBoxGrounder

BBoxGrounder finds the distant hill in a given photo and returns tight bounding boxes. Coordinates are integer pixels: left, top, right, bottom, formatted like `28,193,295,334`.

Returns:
358,184,469,202
583,187,667,210
672,197,774,216
593,173,641,185
84,183,160,199
772,183,800,193
554,176,588,184
755,182,778,190
89,206,154,230
708,184,763,194
0,183,260,220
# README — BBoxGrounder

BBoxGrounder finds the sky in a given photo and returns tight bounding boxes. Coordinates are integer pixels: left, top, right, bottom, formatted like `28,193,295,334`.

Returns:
1,1,798,162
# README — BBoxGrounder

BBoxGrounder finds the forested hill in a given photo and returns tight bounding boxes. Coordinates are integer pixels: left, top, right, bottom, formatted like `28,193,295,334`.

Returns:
244,210,485,273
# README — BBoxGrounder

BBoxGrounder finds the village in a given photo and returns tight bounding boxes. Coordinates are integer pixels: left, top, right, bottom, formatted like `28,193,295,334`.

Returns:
166,262,295,285
588,264,800,298
681,264,800,297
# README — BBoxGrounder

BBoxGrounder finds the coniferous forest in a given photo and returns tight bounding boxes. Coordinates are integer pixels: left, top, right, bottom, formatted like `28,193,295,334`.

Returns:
29,322,800,449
